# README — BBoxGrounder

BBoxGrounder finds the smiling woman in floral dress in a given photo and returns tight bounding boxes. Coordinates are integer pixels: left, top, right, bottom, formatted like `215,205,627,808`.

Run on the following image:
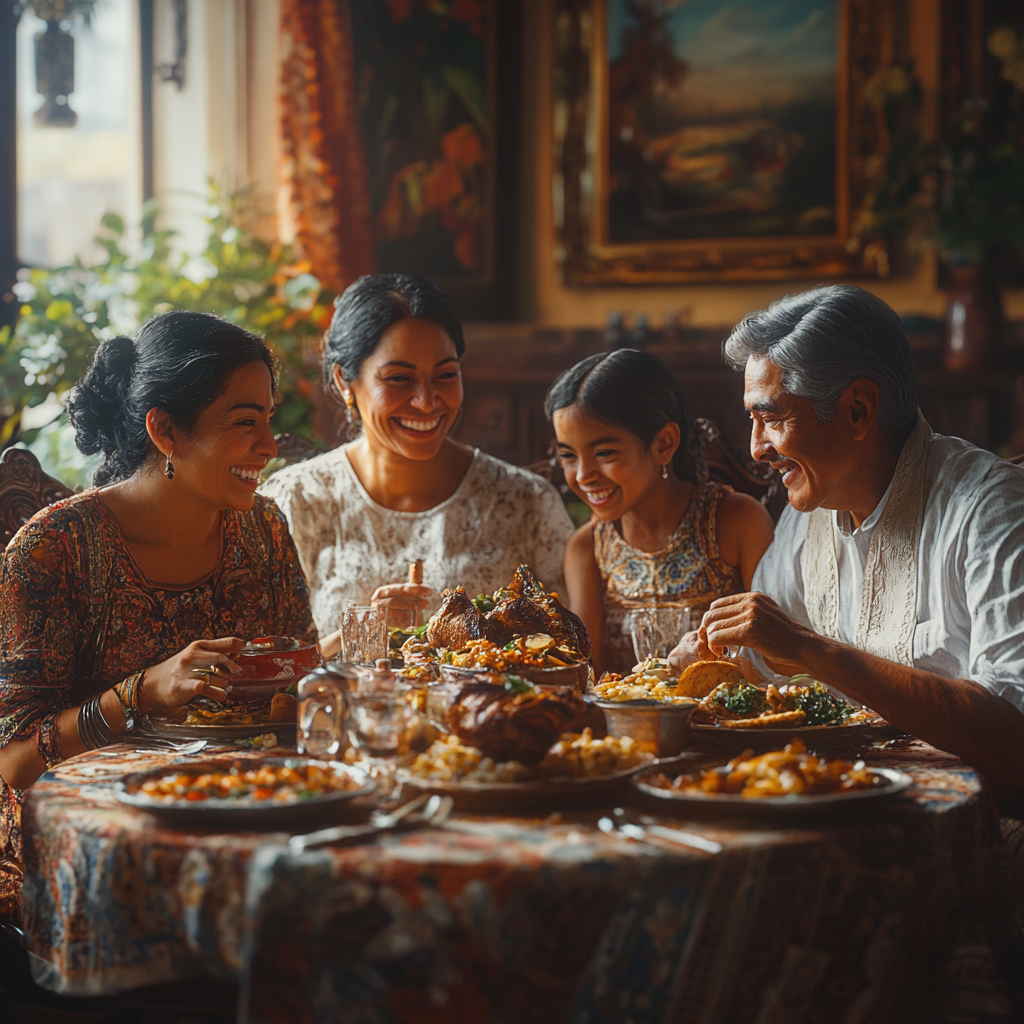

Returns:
261,274,573,655
0,311,317,920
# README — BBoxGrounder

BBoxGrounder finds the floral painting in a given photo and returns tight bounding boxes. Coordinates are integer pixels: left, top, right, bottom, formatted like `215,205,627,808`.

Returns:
606,0,839,243
351,0,490,279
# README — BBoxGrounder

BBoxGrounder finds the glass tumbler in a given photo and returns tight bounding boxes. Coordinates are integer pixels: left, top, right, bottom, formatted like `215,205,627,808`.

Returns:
629,606,695,665
341,604,388,664
297,666,348,758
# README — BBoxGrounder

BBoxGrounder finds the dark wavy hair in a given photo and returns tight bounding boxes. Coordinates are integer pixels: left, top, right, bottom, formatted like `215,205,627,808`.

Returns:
322,273,465,401
65,310,276,486
544,348,705,484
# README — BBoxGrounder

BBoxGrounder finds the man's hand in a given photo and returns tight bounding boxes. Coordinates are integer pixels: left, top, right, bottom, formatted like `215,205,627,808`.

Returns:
667,630,713,673
697,592,814,676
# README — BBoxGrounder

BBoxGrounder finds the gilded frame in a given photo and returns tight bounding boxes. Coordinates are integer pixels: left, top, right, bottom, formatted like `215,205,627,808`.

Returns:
553,0,896,285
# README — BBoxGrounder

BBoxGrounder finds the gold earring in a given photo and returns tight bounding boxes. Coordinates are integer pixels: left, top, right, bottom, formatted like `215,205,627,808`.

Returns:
343,391,353,408
164,452,175,480
661,464,668,479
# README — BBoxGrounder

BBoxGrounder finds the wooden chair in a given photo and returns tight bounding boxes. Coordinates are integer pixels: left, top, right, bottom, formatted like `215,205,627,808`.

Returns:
529,417,787,522
272,432,322,467
0,448,75,548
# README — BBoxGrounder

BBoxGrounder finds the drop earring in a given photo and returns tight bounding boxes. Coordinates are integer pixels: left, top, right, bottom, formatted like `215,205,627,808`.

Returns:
661,464,668,480
164,452,175,480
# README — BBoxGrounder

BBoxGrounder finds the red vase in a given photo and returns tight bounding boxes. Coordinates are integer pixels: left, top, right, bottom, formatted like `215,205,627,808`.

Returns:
943,263,1003,371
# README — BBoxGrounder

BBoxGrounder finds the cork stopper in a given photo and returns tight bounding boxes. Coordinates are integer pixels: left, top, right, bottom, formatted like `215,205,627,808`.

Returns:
408,559,424,584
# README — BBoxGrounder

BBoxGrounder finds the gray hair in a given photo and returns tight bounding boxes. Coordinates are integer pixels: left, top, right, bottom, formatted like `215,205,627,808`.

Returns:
724,285,918,438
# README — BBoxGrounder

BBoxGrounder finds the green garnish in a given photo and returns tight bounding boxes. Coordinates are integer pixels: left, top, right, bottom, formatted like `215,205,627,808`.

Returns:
502,675,536,695
787,679,851,726
708,680,769,718
472,594,497,613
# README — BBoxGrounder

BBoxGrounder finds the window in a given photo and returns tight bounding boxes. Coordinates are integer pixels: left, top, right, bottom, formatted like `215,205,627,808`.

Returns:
15,0,142,268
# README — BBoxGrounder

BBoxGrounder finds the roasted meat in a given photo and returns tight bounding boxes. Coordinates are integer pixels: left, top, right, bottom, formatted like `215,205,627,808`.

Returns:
427,567,592,658
446,681,585,764
426,587,496,650
488,565,591,657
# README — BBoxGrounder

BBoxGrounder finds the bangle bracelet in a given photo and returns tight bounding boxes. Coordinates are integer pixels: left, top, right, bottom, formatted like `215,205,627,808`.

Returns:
78,695,117,750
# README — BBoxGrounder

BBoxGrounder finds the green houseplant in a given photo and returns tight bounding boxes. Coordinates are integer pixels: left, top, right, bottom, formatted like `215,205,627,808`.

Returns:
851,27,1024,370
0,187,335,485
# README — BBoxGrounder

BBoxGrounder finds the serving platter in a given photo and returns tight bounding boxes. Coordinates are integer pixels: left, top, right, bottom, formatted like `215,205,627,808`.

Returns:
398,755,656,810
115,757,373,828
632,765,913,817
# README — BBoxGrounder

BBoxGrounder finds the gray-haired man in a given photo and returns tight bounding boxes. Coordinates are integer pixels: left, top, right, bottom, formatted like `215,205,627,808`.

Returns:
670,284,1024,802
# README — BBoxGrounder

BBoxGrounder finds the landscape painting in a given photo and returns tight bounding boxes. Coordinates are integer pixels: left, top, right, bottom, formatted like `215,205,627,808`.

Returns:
605,0,839,243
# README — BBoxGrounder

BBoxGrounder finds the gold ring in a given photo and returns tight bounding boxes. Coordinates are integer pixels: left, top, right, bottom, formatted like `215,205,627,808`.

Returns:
190,668,210,679
207,664,219,676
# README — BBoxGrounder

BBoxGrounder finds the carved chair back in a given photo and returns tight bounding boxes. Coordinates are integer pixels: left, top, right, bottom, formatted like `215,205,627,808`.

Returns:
0,448,75,549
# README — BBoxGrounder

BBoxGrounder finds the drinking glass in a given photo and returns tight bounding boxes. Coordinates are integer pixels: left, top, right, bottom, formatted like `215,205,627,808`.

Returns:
341,605,387,664
629,606,695,665
297,667,348,758
345,674,413,795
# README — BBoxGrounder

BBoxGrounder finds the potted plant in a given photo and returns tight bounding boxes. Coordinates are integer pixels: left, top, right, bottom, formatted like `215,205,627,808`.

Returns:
851,26,1024,371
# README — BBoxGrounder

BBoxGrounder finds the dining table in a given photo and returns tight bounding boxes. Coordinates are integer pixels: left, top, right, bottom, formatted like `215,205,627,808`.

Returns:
18,732,1017,1024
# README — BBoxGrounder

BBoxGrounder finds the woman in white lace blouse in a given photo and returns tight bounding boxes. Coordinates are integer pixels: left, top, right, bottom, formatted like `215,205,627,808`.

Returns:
261,274,573,655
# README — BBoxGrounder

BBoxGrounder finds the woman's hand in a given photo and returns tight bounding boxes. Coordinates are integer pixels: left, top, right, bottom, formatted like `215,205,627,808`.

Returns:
319,629,342,661
370,583,434,613
137,638,244,712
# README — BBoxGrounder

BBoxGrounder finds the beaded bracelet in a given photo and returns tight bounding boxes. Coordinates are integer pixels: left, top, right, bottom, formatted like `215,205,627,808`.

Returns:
114,671,144,734
36,713,63,771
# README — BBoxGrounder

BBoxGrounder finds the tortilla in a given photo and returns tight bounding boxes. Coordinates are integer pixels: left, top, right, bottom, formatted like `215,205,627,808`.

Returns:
676,660,746,699
722,710,807,728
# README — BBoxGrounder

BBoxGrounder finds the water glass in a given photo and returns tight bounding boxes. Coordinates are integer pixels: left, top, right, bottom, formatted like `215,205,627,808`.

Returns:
346,691,411,761
297,667,348,758
341,605,387,664
629,606,695,665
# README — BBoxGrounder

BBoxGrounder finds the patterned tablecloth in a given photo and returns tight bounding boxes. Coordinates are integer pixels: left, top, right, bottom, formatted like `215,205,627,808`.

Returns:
19,738,1015,1024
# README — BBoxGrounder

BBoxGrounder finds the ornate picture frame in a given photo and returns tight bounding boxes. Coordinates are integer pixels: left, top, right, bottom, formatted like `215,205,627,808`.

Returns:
553,0,896,284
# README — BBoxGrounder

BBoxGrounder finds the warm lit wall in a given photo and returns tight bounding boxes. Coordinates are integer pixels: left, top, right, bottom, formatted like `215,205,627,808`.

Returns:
152,0,280,254
162,0,1024,326
518,0,1024,327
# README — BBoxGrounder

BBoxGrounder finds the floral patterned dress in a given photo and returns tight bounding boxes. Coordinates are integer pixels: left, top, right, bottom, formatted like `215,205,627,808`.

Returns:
0,491,317,919
593,481,741,673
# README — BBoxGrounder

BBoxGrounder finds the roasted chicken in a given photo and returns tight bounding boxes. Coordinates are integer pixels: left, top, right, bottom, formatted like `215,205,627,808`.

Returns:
425,586,498,650
446,681,585,764
427,565,591,658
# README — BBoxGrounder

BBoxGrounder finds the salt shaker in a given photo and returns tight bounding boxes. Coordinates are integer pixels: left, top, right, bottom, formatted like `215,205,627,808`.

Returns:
297,663,355,758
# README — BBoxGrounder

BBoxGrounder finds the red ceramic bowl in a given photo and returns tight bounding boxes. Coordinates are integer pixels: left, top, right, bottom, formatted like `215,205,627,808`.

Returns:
223,636,322,702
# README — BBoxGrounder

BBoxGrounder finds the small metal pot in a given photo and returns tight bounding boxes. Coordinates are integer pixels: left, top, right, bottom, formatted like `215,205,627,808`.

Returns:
590,699,697,757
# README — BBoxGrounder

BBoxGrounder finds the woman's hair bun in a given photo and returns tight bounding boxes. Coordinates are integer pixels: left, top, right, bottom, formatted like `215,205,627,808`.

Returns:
65,336,137,476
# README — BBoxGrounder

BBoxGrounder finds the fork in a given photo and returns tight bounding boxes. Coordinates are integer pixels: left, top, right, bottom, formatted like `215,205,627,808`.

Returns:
597,806,723,855
289,793,454,853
